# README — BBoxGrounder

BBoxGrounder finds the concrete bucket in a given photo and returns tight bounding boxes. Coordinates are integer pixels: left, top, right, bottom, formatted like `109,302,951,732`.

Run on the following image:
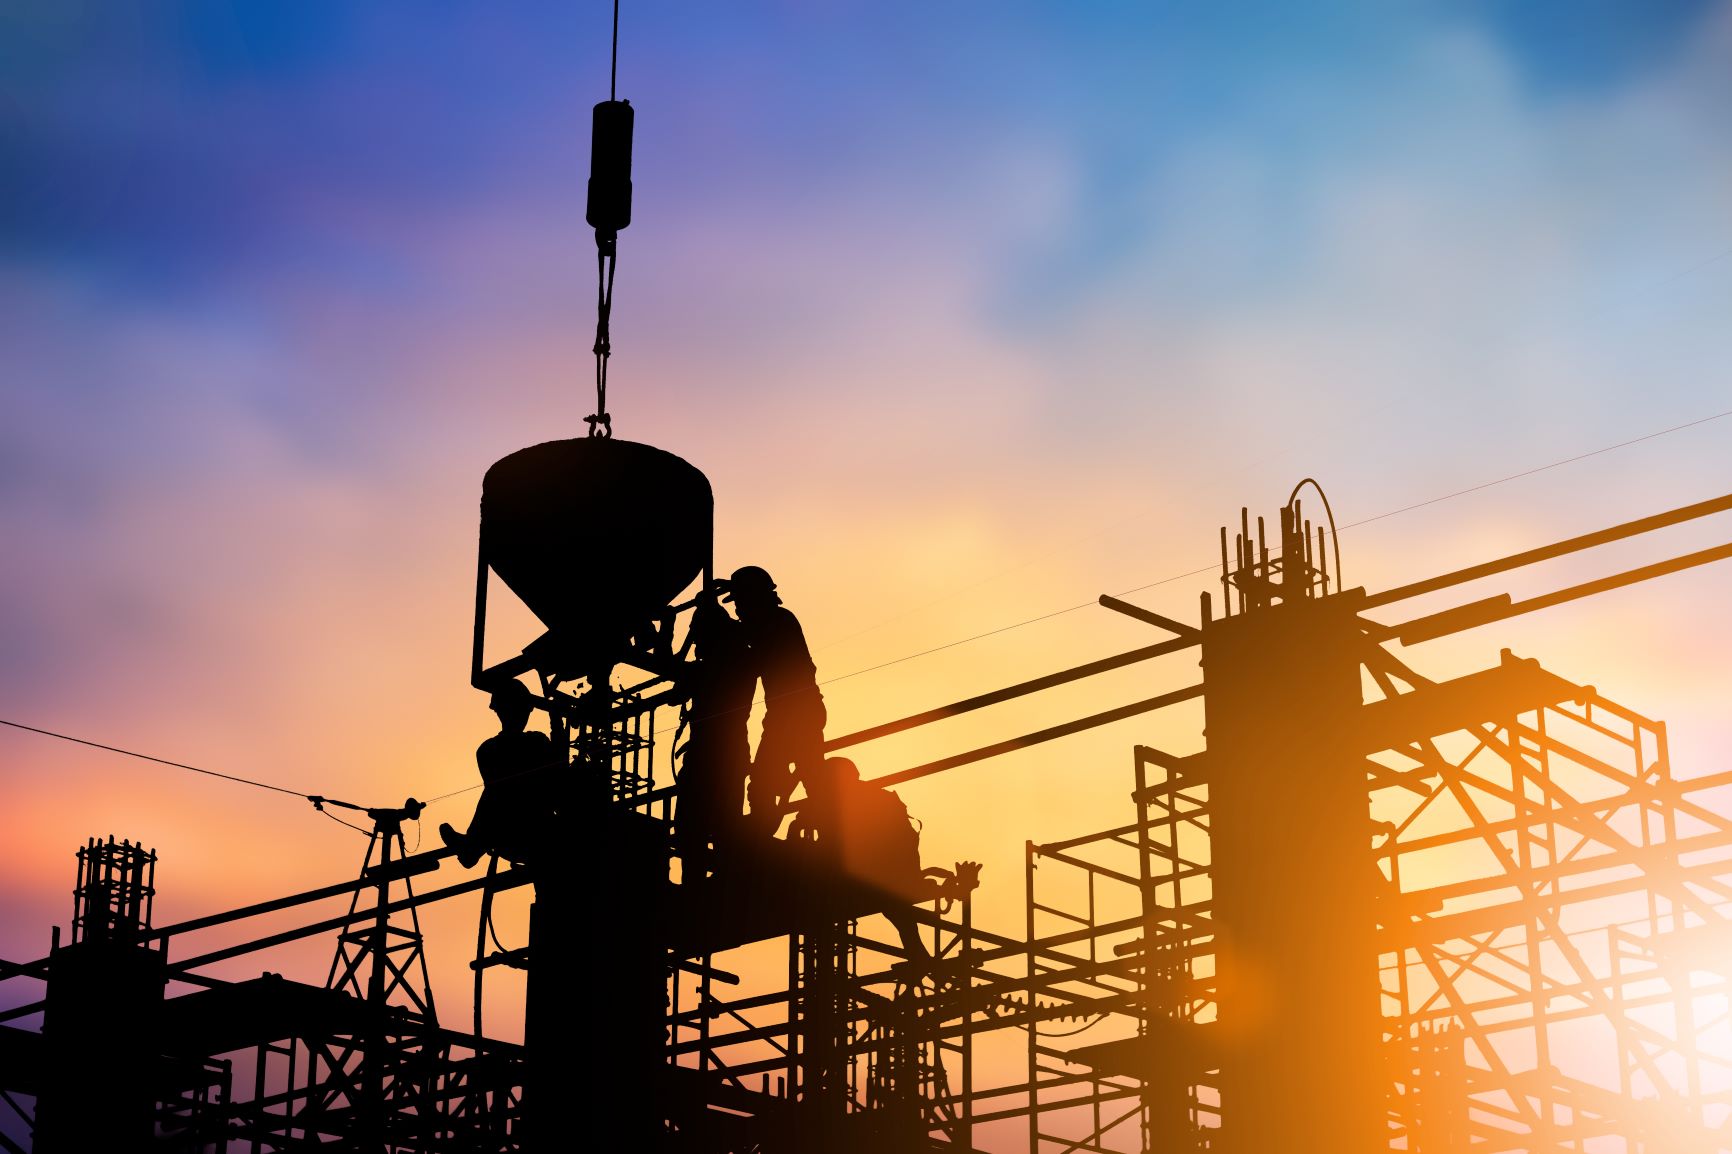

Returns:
480,437,712,673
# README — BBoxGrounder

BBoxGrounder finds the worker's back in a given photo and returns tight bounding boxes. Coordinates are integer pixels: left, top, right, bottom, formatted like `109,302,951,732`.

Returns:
477,729,562,816
477,729,556,784
742,604,820,705
689,605,757,719
833,780,921,899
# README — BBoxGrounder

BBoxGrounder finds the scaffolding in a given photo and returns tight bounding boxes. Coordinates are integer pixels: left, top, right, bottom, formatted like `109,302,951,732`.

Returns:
1017,497,1732,1153
3,489,1732,1151
662,878,984,1150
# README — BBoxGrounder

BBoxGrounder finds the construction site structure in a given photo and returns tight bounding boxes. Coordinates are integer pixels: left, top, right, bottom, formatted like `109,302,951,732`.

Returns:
1017,492,1732,1153
2,488,1732,1152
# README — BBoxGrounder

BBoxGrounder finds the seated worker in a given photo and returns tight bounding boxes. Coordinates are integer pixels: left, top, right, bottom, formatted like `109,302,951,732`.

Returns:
719,565,826,837
440,679,560,867
674,586,757,876
792,756,932,962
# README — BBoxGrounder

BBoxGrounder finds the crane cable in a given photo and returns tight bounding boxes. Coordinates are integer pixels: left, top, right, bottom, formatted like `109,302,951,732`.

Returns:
586,0,632,438
590,238,618,437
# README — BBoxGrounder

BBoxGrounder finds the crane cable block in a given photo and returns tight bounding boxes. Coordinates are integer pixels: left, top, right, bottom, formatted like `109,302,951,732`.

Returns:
586,98,633,439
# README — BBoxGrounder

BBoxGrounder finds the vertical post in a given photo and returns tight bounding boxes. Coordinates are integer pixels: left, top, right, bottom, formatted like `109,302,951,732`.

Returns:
1203,594,1382,1154
1135,753,1186,1150
522,895,549,1145
523,808,668,1149
471,543,490,689
362,824,393,1149
959,891,973,1152
35,839,166,1153
1025,840,1039,1154
796,918,853,1146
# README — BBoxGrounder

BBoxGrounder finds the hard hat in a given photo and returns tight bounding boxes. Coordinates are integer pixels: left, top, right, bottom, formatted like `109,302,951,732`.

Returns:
718,565,776,602
817,756,860,783
488,679,535,711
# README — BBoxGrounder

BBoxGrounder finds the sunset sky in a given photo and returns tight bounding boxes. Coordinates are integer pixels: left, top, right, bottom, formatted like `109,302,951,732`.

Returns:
4,0,1732,1057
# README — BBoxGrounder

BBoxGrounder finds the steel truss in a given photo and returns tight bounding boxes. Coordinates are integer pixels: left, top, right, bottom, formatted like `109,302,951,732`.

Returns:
1019,657,1732,1152
1014,489,1732,1153
3,490,1732,1152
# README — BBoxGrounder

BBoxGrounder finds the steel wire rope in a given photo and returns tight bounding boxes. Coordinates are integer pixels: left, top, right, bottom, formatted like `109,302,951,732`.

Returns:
1033,1012,1109,1039
318,809,373,837
0,720,362,837
0,718,312,798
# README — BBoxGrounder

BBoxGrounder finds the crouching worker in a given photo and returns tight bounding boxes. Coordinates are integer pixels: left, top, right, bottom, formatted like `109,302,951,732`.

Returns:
440,679,560,867
793,757,980,967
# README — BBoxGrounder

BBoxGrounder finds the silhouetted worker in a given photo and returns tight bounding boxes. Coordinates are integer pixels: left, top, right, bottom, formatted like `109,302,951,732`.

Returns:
719,565,826,837
440,679,559,867
792,756,929,962
675,587,757,875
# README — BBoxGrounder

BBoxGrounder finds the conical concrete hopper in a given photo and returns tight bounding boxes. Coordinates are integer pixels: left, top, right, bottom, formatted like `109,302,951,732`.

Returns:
479,438,713,677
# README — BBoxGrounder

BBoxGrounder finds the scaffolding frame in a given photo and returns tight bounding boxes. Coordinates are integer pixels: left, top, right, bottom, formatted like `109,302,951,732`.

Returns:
1017,652,1732,1153
663,885,985,1150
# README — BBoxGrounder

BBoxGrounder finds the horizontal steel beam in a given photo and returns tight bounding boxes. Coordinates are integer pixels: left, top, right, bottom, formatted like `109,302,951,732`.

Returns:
826,636,1198,752
148,848,458,943
171,867,529,974
1381,539,1732,645
1364,491,1732,610
870,684,1205,789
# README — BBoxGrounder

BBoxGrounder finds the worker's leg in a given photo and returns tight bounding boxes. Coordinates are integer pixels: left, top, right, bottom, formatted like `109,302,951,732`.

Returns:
883,902,930,964
440,788,504,868
746,724,796,837
770,697,829,814
788,698,828,782
750,705,817,836
679,736,750,873
714,748,749,852
676,763,715,869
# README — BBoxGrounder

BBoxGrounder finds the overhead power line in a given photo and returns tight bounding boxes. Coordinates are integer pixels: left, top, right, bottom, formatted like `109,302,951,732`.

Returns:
0,718,311,798
816,405,1732,687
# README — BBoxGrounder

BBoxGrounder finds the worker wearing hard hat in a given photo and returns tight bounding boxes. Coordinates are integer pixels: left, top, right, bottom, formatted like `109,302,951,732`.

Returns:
792,755,929,961
439,678,560,867
792,755,984,969
716,565,826,838
675,584,757,875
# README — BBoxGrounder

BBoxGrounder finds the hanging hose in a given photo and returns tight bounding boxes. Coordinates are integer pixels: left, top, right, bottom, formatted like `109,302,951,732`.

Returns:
472,854,500,1045
1287,477,1343,589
